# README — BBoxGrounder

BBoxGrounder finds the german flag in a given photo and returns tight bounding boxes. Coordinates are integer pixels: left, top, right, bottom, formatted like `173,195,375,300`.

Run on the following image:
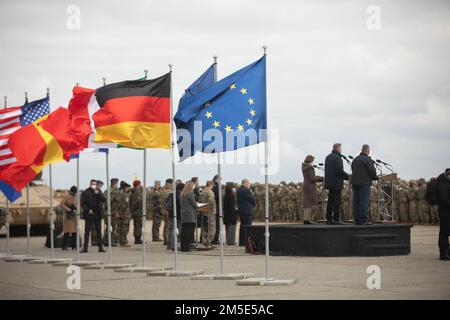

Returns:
69,72,171,149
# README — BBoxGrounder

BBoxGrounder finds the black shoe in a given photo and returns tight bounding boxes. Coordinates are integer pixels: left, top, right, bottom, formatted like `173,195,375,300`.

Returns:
62,247,68,251
439,256,450,261
152,239,163,242
304,220,316,225
81,247,88,253
362,221,373,225
135,239,143,244
333,221,344,225
211,240,220,245
98,247,106,253
326,220,333,225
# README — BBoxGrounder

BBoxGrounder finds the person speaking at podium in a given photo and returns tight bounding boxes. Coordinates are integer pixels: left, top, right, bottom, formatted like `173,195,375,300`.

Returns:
351,144,378,225
301,155,323,224
324,143,349,224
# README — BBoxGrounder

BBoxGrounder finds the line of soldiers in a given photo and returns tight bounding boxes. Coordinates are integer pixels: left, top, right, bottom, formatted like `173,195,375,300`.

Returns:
249,178,439,225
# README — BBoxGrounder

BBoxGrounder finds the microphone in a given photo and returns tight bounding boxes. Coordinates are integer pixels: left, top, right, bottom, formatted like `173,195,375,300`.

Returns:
318,163,324,167
348,155,354,160
376,159,389,166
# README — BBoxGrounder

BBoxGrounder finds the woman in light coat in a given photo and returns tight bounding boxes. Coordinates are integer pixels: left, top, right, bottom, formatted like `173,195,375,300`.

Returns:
60,186,78,250
302,155,323,224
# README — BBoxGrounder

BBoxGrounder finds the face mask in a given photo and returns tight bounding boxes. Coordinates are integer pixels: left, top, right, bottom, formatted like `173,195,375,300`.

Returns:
91,185,96,190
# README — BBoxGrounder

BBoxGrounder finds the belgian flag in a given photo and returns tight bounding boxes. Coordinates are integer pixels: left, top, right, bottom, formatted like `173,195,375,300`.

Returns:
69,72,171,149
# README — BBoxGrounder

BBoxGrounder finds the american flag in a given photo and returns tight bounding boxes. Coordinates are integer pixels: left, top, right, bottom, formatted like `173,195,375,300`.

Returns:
0,97,50,167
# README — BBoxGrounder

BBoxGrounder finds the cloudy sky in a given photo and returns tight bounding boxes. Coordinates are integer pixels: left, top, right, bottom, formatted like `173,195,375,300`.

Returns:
0,0,449,189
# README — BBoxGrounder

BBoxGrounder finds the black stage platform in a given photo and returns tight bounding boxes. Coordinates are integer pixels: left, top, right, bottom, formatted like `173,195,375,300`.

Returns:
244,223,412,257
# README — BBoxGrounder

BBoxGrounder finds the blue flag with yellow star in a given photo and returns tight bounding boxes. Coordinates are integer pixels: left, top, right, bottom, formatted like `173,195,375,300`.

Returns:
175,56,267,161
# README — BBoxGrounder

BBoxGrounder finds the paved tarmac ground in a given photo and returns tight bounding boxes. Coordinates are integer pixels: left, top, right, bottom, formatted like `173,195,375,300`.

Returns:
0,223,449,300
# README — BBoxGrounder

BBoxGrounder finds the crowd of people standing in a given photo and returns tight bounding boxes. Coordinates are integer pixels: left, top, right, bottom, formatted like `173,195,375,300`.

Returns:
54,143,449,260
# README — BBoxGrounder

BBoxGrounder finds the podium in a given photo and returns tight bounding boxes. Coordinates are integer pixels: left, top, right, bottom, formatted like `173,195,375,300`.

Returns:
377,173,397,222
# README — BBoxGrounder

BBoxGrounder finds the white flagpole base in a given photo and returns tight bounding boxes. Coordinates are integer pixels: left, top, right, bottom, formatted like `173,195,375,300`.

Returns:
84,263,137,270
148,270,204,277
4,256,46,262
236,277,297,286
53,260,102,267
29,258,73,264
114,266,173,273
1,254,26,260
191,273,254,280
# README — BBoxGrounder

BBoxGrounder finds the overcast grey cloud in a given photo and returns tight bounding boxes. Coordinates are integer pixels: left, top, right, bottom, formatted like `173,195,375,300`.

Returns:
0,0,449,189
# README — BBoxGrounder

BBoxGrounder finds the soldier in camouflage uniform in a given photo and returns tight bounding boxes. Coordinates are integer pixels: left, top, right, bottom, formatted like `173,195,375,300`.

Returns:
199,181,216,247
312,185,322,221
369,183,380,222
429,177,439,224
407,180,419,224
151,181,163,241
295,183,303,221
417,178,430,224
341,182,351,221
250,184,258,221
255,184,270,221
279,182,288,221
159,179,173,245
287,182,298,222
117,181,131,247
102,178,120,246
398,183,410,223
272,187,281,221
129,180,143,244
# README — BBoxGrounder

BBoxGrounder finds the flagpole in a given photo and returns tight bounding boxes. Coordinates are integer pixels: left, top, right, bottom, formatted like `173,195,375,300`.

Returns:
212,56,226,275
76,157,80,262
262,46,271,281
102,76,113,265
23,92,32,257
168,64,179,271
140,70,149,269
142,149,147,267
106,150,112,264
26,184,30,256
45,88,56,260
3,96,11,257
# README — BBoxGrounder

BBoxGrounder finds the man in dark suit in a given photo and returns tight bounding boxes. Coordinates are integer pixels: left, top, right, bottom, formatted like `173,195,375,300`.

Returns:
325,143,349,224
351,144,378,225
81,179,106,253
236,179,256,246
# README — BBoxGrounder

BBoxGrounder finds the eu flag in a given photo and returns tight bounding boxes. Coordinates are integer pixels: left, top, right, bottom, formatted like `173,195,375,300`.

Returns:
175,56,267,161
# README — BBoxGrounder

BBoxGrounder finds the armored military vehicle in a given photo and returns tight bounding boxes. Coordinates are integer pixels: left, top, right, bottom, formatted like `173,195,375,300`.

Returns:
0,182,60,236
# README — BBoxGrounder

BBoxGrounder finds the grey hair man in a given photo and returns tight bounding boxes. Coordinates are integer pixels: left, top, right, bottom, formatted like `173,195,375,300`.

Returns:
351,144,378,225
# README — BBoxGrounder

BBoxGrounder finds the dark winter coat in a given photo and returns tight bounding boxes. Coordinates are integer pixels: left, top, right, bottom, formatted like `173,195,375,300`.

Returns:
302,162,323,208
81,187,106,220
437,173,450,218
223,190,237,226
324,150,349,190
351,153,378,186
236,186,256,217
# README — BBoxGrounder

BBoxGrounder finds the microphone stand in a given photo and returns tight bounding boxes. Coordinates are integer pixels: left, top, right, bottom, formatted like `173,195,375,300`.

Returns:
342,155,353,223
314,164,326,221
